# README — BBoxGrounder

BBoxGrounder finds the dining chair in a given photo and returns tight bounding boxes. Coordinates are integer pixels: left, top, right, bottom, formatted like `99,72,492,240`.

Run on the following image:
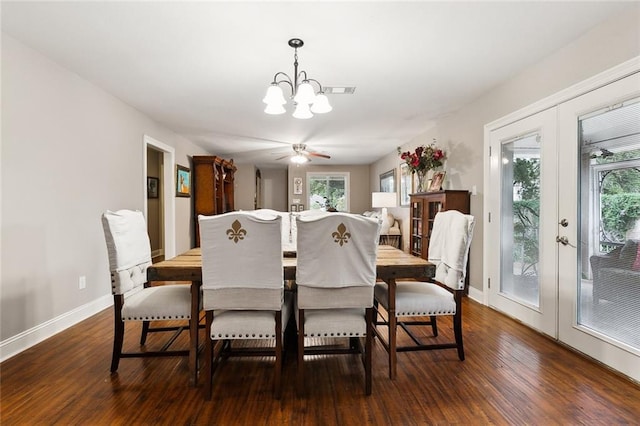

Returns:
295,212,381,395
101,209,192,373
373,209,475,379
252,209,295,252
199,211,293,400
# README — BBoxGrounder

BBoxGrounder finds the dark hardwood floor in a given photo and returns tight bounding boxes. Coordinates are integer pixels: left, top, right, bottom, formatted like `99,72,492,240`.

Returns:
2,297,639,425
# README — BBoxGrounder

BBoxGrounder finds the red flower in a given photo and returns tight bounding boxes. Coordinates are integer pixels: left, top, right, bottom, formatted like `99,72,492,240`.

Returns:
397,141,446,174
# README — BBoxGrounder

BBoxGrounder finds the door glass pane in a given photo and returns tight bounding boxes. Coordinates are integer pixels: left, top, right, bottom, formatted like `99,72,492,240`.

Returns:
501,133,541,307
579,98,640,350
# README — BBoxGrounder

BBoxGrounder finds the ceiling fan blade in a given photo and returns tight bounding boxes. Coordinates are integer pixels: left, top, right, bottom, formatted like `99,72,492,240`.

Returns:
275,154,292,161
307,152,331,159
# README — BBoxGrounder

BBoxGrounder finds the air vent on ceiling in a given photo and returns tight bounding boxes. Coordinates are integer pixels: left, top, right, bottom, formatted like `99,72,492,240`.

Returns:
323,87,356,95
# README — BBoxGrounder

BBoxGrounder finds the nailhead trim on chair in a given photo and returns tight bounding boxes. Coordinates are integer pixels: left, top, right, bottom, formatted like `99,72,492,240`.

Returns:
397,309,456,316
213,333,275,338
123,315,190,320
305,332,366,337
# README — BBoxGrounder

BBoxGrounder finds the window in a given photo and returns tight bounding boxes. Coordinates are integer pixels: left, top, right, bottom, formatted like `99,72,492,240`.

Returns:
581,98,640,255
307,172,349,211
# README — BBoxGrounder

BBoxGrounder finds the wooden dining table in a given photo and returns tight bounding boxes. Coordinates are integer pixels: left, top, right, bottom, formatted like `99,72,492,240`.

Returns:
147,245,435,385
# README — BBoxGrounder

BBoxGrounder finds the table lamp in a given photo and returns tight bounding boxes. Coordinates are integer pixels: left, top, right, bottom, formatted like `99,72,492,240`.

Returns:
372,192,398,219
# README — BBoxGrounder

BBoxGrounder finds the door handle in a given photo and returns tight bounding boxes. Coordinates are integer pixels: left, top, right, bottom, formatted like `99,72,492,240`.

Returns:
559,219,568,227
556,236,576,247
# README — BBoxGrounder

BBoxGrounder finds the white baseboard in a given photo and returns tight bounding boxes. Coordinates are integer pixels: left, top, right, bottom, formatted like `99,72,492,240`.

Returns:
468,286,484,304
0,294,112,362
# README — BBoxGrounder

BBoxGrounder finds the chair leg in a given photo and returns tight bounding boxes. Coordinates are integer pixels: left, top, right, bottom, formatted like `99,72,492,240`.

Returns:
388,309,397,380
297,308,305,394
204,311,213,400
430,315,438,337
274,311,283,400
453,291,465,361
386,278,398,380
140,321,150,345
373,298,379,327
365,308,373,395
111,295,124,373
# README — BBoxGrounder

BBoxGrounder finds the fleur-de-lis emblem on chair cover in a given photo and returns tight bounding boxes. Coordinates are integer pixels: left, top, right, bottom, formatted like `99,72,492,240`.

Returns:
226,219,247,243
331,223,351,246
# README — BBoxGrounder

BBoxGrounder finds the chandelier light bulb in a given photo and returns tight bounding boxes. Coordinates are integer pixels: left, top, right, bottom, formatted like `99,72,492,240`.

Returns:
310,93,332,114
293,81,316,105
264,103,286,115
263,84,287,105
292,102,313,119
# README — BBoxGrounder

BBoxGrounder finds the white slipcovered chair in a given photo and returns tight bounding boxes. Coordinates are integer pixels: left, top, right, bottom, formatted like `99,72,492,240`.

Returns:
373,209,475,379
252,209,296,253
199,211,293,400
295,212,381,395
101,209,192,373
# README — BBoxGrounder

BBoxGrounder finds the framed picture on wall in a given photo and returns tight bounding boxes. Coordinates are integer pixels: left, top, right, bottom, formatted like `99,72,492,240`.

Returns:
291,204,298,212
293,177,303,195
379,169,395,192
176,165,191,197
147,177,159,199
298,204,305,211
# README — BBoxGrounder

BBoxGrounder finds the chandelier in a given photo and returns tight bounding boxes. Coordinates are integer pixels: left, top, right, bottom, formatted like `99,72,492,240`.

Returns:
262,38,332,119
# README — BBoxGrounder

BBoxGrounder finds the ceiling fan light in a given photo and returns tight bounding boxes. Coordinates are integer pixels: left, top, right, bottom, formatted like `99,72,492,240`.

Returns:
263,84,287,105
293,81,316,105
292,103,313,119
291,153,309,164
264,103,286,115
311,93,332,114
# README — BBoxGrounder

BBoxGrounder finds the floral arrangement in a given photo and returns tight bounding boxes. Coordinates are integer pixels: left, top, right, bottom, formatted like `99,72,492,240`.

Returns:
398,140,445,174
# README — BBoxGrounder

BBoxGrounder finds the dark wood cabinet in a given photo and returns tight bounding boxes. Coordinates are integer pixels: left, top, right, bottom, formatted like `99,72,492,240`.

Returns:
409,190,470,260
193,156,236,246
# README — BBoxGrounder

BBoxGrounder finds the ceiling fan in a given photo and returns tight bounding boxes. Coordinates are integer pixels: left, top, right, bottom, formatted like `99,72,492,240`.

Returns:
276,143,331,163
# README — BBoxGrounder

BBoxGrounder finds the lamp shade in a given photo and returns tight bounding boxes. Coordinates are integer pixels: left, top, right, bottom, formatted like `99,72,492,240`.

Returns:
264,103,286,115
311,93,332,114
291,153,309,164
263,84,287,105
372,192,397,208
292,102,313,119
293,81,316,105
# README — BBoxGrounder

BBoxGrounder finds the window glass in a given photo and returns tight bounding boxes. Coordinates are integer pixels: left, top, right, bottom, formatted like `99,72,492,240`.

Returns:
307,173,349,211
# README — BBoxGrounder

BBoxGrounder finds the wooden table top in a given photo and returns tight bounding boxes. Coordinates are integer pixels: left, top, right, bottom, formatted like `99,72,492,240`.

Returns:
147,245,434,282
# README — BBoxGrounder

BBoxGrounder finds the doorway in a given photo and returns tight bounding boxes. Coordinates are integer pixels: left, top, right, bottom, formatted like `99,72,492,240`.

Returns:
486,66,640,382
146,146,164,261
487,108,558,338
143,135,176,260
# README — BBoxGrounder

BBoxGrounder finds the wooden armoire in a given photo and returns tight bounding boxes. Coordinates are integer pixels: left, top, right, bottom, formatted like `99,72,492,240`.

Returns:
193,156,236,246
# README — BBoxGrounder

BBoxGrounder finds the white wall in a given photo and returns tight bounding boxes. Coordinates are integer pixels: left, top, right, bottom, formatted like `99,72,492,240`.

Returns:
261,168,288,211
233,164,256,211
371,5,640,295
0,35,209,352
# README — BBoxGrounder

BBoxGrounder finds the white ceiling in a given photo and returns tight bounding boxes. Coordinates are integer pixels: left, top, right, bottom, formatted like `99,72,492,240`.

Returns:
1,1,632,168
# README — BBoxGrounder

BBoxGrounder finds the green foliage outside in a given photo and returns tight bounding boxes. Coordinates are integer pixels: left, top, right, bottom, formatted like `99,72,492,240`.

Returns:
309,177,346,211
601,193,640,243
512,158,540,276
597,150,640,250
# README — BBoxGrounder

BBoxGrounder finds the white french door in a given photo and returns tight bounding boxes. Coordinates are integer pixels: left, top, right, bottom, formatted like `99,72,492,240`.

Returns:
487,108,558,338
487,68,640,382
557,72,640,381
